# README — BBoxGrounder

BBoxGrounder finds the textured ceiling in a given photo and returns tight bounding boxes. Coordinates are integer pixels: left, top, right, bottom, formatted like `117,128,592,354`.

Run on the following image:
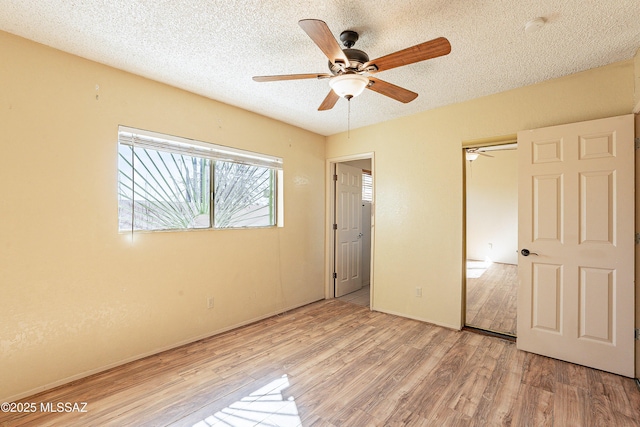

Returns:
1,1,639,136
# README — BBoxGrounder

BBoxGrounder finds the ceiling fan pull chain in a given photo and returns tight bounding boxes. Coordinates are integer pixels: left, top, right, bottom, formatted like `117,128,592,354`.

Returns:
348,98,351,139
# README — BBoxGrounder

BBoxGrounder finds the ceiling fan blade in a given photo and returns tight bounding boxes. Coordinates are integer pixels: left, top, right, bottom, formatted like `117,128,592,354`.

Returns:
299,19,349,67
477,143,518,151
253,73,332,82
318,90,340,111
466,148,495,158
366,77,418,103
365,37,451,73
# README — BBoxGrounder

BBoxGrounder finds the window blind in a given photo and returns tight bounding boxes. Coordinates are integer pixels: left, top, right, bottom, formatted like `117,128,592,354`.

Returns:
362,171,373,202
118,126,283,170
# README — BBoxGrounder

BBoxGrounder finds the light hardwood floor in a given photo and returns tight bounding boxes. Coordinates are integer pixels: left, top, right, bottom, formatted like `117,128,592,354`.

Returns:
2,300,638,426
466,261,518,336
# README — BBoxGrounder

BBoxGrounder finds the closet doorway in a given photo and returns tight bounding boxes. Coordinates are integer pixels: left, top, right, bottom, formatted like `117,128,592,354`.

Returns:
464,143,518,336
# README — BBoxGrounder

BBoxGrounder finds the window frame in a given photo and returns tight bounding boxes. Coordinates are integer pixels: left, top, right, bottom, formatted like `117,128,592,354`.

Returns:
117,126,283,233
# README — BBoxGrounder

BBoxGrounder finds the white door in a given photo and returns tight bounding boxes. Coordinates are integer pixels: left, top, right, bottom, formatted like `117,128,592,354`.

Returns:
335,163,363,297
517,114,634,377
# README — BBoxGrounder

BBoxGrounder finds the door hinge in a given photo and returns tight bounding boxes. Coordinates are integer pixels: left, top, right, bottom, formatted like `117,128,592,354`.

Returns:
635,137,640,150
333,272,337,279
333,224,337,230
636,232,640,245
635,328,640,341
333,174,338,181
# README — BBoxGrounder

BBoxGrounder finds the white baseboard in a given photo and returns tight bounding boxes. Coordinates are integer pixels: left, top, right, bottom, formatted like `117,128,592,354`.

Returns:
4,297,324,403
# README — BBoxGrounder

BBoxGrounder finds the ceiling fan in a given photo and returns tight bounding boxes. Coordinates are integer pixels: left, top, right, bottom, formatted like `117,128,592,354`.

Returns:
466,148,495,157
253,19,451,111
466,148,494,162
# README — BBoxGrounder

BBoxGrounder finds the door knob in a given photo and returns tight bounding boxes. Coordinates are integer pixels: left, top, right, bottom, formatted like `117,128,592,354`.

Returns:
521,249,539,256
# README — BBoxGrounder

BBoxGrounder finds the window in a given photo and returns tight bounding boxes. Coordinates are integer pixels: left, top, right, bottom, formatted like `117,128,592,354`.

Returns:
117,126,282,232
362,170,373,202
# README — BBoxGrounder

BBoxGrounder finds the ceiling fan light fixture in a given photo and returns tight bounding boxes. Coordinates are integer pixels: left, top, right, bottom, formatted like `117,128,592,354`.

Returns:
466,151,479,162
329,74,369,99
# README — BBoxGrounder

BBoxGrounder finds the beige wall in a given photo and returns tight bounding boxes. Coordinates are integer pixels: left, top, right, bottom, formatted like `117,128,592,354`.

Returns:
466,149,518,265
327,59,635,330
0,31,326,400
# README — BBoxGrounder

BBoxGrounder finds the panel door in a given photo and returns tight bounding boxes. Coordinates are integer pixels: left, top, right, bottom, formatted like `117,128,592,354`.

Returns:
335,163,363,297
517,114,634,377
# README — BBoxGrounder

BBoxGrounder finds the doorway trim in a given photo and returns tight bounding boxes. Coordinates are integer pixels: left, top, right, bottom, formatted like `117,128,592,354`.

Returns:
325,152,375,307
461,134,516,330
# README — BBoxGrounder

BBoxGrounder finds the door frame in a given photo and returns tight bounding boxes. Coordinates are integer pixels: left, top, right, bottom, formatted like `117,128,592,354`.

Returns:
461,135,517,329
325,153,375,306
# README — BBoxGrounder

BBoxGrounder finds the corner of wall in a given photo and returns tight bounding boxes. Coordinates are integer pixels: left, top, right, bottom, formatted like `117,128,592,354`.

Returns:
634,48,640,113
635,113,640,380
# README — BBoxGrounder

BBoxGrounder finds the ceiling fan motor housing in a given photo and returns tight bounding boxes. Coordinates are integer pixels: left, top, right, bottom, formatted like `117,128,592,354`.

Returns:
329,48,370,74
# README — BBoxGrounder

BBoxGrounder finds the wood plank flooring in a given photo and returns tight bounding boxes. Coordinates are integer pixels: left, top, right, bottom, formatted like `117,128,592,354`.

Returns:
466,261,518,336
2,300,638,426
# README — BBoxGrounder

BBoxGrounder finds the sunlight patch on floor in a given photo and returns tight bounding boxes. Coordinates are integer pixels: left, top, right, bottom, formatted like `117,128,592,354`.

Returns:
193,374,302,427
466,259,493,279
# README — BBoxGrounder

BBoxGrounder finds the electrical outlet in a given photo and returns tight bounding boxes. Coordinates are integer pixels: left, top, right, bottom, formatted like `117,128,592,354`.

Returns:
415,287,422,297
207,296,215,309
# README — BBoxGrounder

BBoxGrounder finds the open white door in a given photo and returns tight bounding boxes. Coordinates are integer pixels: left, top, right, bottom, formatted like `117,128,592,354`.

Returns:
517,114,634,377
335,163,363,297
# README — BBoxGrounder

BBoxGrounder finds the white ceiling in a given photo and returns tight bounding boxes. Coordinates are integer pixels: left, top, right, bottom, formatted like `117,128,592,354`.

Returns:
1,1,639,136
